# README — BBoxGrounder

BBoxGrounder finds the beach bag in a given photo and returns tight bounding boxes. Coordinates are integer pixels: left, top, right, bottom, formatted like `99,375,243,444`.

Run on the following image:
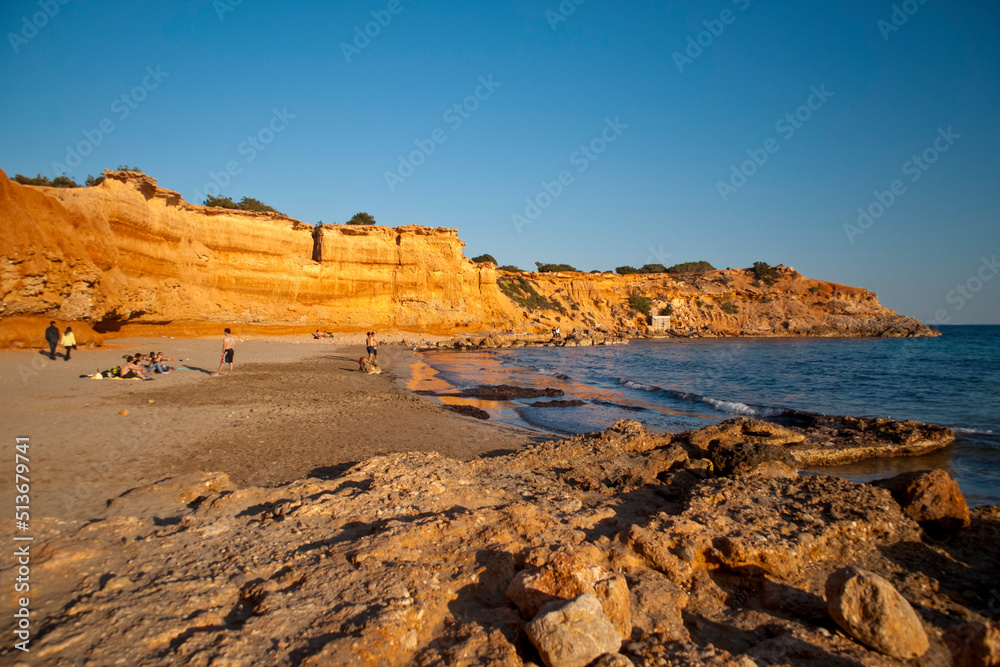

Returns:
103,366,121,378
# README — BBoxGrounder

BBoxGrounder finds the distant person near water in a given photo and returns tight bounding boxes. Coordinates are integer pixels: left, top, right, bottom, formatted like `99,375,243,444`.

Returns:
212,328,236,377
61,326,77,361
44,321,60,360
366,331,379,363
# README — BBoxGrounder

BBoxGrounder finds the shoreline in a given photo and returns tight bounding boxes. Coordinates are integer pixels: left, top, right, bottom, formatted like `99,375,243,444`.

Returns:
0,335,541,524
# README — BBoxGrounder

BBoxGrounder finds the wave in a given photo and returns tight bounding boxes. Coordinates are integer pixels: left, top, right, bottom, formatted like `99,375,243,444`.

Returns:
953,427,995,435
616,377,788,418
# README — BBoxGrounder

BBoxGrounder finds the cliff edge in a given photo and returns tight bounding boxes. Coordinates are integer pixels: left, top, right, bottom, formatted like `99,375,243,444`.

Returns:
0,169,938,341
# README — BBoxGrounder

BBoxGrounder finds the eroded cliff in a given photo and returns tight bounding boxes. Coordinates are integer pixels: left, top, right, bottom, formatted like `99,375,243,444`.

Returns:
0,169,937,342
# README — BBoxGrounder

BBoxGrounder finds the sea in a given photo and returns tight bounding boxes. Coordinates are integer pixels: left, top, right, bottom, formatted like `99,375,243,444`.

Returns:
409,325,1000,507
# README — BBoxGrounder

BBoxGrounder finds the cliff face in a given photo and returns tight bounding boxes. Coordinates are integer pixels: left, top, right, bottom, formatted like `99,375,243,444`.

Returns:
499,267,938,337
0,169,518,335
0,169,937,340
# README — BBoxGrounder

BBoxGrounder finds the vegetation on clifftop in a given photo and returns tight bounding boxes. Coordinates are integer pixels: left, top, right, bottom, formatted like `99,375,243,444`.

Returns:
204,195,283,214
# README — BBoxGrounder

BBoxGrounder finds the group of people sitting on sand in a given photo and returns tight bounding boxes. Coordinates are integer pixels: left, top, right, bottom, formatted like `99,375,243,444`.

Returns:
104,351,177,380
312,330,335,339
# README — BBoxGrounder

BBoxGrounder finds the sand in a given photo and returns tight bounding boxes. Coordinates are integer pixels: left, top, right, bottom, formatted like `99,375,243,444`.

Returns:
0,333,539,524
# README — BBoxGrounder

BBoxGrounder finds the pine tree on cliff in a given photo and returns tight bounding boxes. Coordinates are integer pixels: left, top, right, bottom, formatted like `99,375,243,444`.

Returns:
347,212,376,225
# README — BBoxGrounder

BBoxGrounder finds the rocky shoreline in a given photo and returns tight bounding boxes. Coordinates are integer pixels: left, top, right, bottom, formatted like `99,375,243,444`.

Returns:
7,416,996,666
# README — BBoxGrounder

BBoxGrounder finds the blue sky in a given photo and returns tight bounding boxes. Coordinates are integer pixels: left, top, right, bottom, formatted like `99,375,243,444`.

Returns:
2,0,998,324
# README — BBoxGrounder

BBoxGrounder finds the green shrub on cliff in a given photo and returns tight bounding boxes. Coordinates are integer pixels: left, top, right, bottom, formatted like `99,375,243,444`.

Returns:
203,195,283,214
498,276,553,311
628,290,652,317
472,254,497,265
535,262,579,273
752,261,780,285
640,263,668,274
498,265,523,273
616,266,639,275
720,300,740,315
13,173,80,187
666,261,715,274
347,212,376,225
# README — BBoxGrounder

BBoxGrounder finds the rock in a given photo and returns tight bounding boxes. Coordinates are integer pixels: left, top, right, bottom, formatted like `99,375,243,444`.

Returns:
458,385,564,400
627,570,689,641
707,441,794,477
526,594,621,667
119,408,128,416
943,621,1000,667
445,404,490,420
506,551,631,639
684,418,805,451
591,653,634,667
825,566,929,659
873,469,971,536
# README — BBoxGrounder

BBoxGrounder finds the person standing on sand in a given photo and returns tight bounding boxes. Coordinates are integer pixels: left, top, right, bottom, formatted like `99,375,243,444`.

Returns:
44,321,60,360
211,328,236,376
61,326,77,361
366,331,379,363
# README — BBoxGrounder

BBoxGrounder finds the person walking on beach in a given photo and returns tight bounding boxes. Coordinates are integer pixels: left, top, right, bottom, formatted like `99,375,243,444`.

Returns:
61,326,77,361
366,331,379,363
211,328,236,377
44,321,60,360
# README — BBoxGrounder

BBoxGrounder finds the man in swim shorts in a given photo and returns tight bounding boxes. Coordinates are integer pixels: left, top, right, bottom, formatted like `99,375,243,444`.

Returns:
212,328,236,376
366,331,379,363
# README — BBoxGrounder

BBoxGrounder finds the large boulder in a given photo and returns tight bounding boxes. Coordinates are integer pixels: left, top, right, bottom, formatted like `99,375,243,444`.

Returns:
825,566,929,659
707,441,794,477
872,469,971,536
526,594,621,667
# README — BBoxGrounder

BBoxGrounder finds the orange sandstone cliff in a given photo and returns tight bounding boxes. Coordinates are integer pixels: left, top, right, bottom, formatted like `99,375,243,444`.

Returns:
0,169,937,342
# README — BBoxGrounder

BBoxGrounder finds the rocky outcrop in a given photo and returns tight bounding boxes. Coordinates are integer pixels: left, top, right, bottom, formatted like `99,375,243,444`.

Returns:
498,266,940,338
2,169,938,343
6,419,995,666
678,416,955,467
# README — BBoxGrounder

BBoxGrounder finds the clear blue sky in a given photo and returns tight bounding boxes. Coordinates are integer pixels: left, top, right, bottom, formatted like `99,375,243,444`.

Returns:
2,0,998,323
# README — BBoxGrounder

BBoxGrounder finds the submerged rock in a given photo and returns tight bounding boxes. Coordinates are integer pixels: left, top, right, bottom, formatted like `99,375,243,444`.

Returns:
458,384,565,400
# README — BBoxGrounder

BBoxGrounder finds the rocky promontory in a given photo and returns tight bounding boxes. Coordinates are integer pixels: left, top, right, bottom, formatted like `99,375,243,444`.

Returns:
7,418,995,666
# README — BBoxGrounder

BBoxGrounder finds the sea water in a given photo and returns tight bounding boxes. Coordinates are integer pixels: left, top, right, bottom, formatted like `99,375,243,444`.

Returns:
412,325,999,506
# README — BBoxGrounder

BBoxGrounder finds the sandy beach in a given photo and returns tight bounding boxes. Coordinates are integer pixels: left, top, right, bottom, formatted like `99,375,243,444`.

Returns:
0,333,538,524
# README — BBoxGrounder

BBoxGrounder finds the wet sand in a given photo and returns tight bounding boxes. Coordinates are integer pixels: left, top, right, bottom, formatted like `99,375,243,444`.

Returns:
0,334,539,524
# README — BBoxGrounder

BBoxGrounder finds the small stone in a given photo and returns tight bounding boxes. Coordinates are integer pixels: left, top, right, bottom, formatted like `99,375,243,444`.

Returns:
592,654,634,667
526,594,621,667
119,408,128,416
825,566,929,659
147,399,154,404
